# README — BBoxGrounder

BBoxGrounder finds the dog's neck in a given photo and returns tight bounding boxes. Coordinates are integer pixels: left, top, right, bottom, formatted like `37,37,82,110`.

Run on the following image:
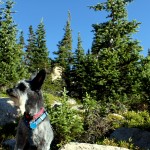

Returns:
18,94,28,115
20,101,26,115
25,99,44,116
24,107,45,120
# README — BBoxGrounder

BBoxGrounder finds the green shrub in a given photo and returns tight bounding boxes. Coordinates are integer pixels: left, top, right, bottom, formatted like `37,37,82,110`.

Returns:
107,110,150,130
43,92,60,107
122,110,150,130
107,113,124,129
99,138,140,150
81,93,113,143
0,87,7,98
46,88,84,149
43,73,65,95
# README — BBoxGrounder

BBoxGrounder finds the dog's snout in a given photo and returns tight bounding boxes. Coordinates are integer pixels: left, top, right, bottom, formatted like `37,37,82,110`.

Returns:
6,88,12,94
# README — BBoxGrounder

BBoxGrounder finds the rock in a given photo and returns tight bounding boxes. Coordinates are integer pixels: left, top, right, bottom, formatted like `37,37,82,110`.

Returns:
67,98,77,105
110,127,150,149
51,66,63,81
108,113,124,119
71,105,84,112
59,142,129,150
2,139,15,150
52,100,62,108
0,98,19,126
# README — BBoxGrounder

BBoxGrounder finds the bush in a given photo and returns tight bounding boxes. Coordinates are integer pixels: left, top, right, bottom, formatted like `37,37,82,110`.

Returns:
81,93,113,143
107,110,150,130
45,88,84,149
43,92,60,107
99,138,140,150
43,73,65,96
107,113,124,129
122,110,150,130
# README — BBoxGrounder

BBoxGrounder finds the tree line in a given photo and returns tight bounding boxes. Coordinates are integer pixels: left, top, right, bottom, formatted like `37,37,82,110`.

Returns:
1,0,150,106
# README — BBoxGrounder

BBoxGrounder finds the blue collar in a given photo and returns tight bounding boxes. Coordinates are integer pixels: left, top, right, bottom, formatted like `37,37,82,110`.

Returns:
24,111,48,129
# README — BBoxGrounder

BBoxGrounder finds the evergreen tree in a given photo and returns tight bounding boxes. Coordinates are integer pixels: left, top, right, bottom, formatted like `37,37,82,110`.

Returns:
53,11,73,90
71,33,85,98
140,50,150,103
25,21,50,73
0,0,27,86
18,31,25,48
88,0,143,102
148,48,150,56
35,20,50,70
74,33,85,68
53,11,72,69
25,25,37,73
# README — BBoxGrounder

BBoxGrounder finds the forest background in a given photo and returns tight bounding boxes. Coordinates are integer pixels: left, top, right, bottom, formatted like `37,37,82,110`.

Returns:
1,0,150,149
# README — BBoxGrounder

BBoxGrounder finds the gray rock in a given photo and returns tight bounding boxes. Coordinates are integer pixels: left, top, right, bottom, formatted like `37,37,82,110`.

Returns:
110,127,150,149
0,98,19,126
59,142,129,150
2,139,15,150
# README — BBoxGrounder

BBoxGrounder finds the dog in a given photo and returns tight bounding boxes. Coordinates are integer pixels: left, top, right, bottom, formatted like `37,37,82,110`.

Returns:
6,69,54,150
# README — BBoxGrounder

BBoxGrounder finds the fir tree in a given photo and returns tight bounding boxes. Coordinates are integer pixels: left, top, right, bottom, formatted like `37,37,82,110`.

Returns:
148,48,150,56
88,0,143,102
140,49,150,102
74,33,85,68
25,21,49,73
53,11,72,69
25,25,37,73
0,0,27,86
71,33,85,98
18,31,25,48
35,20,50,70
53,11,73,90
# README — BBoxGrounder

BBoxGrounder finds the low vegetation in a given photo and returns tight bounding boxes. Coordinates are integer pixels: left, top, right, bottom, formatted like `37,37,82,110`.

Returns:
1,0,150,149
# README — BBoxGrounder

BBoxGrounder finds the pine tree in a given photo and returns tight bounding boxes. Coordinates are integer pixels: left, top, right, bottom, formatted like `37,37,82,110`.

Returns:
74,33,85,68
18,31,25,48
25,25,37,73
25,21,50,73
53,11,73,90
88,0,143,102
35,20,50,70
148,48,150,56
71,33,85,98
0,0,27,86
140,49,150,102
53,11,72,69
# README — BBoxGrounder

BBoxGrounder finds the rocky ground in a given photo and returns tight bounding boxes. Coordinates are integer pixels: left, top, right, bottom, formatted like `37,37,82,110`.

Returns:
60,142,129,150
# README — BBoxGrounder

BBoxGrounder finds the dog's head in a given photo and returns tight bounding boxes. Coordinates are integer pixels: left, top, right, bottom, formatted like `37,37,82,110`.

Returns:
6,69,46,114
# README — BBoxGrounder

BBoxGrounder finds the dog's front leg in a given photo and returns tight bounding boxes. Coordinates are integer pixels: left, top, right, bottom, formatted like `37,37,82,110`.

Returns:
14,132,27,150
14,121,28,150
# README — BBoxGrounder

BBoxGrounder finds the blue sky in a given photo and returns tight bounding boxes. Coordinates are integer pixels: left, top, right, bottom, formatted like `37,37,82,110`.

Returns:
7,0,150,58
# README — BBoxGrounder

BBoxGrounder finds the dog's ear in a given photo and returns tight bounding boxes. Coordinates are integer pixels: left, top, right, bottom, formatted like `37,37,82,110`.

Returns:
31,69,46,91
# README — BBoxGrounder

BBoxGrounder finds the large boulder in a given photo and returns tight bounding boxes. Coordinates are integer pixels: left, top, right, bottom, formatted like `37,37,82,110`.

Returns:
0,98,19,126
110,127,150,149
59,142,129,150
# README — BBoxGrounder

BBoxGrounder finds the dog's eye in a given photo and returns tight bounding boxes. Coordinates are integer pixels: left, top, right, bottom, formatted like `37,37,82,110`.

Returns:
18,83,26,92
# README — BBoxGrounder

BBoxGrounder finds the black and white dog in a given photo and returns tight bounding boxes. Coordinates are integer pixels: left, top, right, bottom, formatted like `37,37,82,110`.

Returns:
6,69,54,150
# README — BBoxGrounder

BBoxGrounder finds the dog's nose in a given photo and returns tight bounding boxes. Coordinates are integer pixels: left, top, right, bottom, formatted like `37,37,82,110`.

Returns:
6,89,12,94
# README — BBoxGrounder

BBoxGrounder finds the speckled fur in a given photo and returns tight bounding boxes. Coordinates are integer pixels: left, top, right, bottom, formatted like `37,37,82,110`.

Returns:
6,70,54,150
